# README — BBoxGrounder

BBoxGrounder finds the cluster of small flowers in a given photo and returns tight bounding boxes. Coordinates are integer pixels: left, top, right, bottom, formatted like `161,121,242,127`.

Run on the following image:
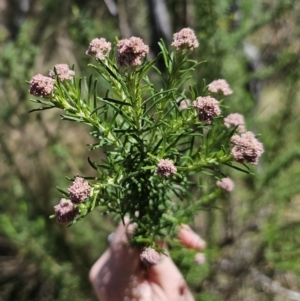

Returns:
29,74,55,97
171,28,199,51
67,176,91,203
224,113,246,133
140,247,161,266
86,38,112,60
29,64,74,97
86,27,199,69
86,36,150,68
116,37,149,67
86,36,149,68
54,199,78,224
49,64,75,81
208,79,233,96
155,159,177,177
216,177,235,192
30,28,199,96
193,96,221,125
54,177,91,223
190,80,263,165
231,131,264,164
191,79,234,124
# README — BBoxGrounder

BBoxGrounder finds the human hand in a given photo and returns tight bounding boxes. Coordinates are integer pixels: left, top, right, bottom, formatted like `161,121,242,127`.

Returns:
89,222,206,301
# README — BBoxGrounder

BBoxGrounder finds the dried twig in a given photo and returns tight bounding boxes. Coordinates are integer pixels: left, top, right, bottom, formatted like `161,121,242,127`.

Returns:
251,268,300,301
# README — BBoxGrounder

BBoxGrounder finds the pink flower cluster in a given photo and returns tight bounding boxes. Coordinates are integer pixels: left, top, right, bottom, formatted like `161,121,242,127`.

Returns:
155,159,177,177
54,199,78,223
67,176,91,203
231,131,264,164
54,177,91,223
140,248,161,266
86,38,111,60
216,177,235,192
224,113,246,133
208,79,233,96
193,96,221,124
29,63,75,97
117,37,149,67
29,74,55,97
171,28,199,51
49,64,75,81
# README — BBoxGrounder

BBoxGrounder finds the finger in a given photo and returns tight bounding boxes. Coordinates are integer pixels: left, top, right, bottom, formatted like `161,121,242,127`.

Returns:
89,220,142,301
109,219,141,272
142,226,204,300
146,249,195,301
177,225,206,251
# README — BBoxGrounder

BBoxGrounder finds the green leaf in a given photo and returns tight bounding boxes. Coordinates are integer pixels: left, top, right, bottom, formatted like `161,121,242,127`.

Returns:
152,137,163,153
102,97,132,106
142,88,176,108
56,186,68,196
87,157,100,171
100,99,135,126
30,98,53,106
158,39,171,69
141,165,155,170
90,104,106,116
87,74,93,107
223,162,252,174
137,53,162,80
28,106,56,113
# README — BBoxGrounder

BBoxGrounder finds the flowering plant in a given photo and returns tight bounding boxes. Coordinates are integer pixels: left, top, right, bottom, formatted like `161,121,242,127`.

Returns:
28,28,263,252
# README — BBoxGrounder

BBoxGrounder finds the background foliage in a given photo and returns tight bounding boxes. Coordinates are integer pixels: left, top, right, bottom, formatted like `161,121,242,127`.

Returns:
1,0,300,300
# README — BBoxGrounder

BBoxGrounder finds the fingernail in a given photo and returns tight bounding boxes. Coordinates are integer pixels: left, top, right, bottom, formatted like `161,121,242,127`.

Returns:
177,225,206,251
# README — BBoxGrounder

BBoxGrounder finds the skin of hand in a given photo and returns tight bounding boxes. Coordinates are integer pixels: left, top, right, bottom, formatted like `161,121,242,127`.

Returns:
89,222,206,301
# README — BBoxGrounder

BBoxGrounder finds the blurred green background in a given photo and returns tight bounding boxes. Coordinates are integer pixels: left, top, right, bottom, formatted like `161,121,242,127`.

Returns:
1,0,300,300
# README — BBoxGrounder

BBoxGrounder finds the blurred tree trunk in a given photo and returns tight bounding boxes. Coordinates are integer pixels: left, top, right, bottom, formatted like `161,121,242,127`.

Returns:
116,0,132,37
146,0,172,57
